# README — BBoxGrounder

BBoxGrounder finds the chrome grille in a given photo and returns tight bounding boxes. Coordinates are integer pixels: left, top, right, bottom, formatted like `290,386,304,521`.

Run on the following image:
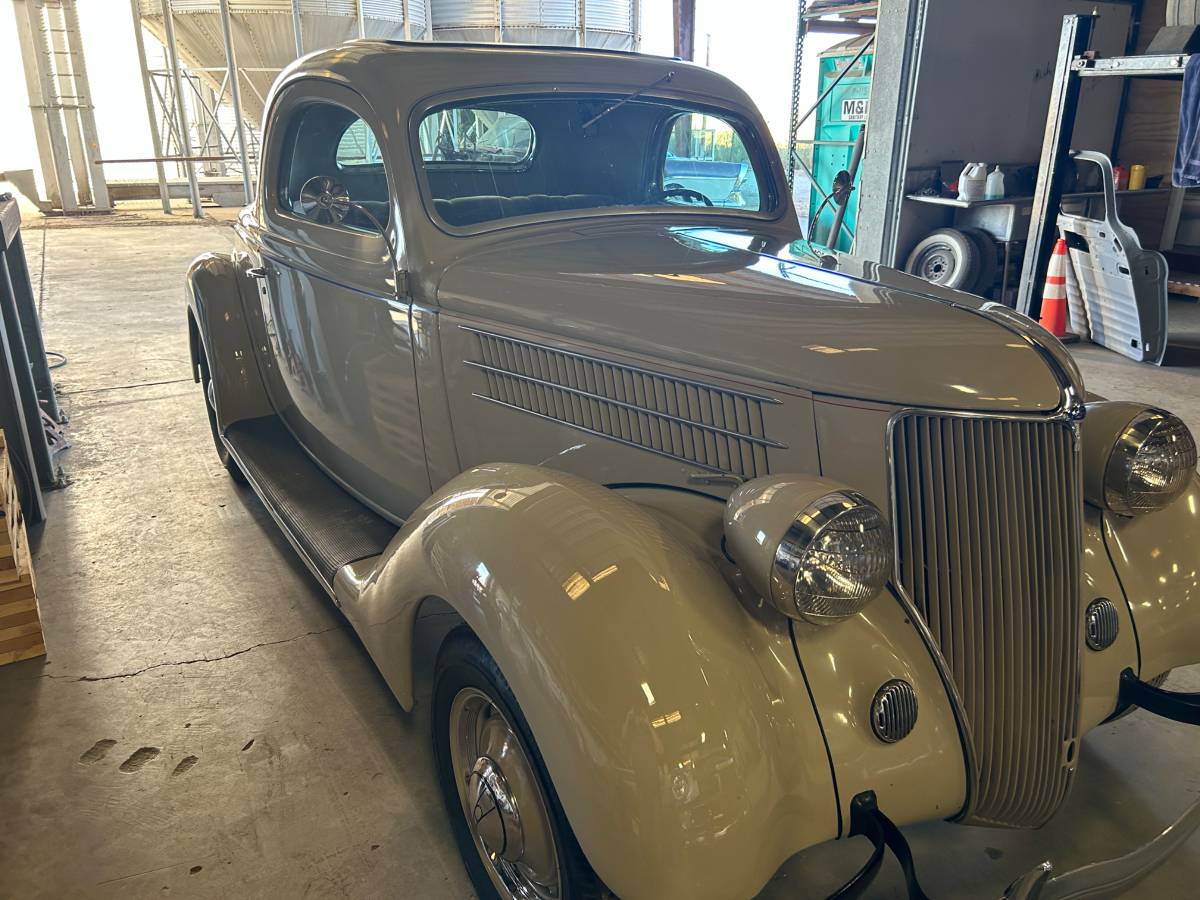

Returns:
464,327,783,478
891,413,1082,828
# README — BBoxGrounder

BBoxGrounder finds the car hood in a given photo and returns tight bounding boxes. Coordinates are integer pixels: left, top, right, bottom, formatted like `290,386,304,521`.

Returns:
434,223,1066,413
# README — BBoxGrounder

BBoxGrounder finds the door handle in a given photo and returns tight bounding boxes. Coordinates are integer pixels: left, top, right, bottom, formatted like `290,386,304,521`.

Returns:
246,266,268,279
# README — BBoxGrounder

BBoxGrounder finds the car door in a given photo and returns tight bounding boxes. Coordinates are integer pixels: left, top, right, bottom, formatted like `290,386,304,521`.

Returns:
245,81,427,521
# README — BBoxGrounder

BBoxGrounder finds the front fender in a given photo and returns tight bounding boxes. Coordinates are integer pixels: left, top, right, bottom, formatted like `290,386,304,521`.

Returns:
1103,474,1200,679
185,252,272,431
334,464,839,900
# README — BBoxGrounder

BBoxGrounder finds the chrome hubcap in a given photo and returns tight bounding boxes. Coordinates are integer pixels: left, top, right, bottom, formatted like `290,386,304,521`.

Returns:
449,688,561,899
468,756,521,859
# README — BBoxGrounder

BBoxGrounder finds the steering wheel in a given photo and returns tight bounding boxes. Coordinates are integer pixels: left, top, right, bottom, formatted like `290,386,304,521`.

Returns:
661,183,714,207
298,175,351,225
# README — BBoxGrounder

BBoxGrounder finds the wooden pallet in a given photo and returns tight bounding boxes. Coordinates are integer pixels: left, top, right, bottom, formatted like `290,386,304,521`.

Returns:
1168,271,1200,299
0,431,42,666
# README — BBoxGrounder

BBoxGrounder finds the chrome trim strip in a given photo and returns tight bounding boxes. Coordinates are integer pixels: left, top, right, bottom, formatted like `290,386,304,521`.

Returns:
458,324,784,404
464,360,788,449
886,579,979,822
471,393,730,475
977,302,1087,421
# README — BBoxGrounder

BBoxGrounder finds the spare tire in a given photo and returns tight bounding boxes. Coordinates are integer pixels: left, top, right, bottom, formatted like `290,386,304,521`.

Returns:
904,227,980,290
962,227,1000,297
1167,0,1199,26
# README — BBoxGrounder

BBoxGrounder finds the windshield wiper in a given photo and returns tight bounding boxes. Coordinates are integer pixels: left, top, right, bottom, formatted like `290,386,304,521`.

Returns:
581,71,676,130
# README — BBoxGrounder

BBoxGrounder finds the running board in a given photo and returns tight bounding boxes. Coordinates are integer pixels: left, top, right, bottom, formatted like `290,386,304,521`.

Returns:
223,416,396,591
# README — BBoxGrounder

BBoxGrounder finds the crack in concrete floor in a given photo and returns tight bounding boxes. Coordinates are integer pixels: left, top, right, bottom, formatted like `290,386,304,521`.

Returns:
45,626,341,682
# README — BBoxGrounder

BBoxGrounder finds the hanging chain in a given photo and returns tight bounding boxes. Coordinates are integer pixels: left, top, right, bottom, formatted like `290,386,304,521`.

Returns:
785,0,808,189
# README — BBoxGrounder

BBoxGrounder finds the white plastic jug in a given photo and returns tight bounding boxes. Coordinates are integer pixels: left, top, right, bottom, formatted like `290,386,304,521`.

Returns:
986,165,1005,200
958,162,988,202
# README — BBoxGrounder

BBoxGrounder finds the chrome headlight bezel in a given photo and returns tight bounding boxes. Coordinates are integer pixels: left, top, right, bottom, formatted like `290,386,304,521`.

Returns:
770,490,894,624
1103,410,1197,517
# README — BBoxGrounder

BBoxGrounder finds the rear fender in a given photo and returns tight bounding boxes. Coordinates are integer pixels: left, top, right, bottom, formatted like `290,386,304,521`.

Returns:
334,464,839,900
185,252,272,430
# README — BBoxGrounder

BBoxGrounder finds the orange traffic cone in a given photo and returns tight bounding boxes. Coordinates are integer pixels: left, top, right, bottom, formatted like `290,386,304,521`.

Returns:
1040,238,1069,338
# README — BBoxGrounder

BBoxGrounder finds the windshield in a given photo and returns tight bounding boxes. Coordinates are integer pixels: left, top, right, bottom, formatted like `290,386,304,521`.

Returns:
415,94,774,230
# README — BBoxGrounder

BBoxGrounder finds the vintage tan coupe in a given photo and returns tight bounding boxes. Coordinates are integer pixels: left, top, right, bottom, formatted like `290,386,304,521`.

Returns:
186,41,1200,900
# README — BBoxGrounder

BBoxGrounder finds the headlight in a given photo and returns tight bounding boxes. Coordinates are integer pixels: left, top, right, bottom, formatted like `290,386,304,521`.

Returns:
725,478,893,624
772,491,893,622
1104,410,1197,516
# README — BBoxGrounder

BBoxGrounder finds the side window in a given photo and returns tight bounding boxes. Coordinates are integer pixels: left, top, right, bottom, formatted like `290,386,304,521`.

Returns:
336,119,382,169
277,102,391,232
417,107,534,165
661,113,762,211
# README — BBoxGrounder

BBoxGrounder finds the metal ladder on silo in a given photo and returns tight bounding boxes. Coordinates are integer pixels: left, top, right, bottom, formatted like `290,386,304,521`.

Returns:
12,0,111,213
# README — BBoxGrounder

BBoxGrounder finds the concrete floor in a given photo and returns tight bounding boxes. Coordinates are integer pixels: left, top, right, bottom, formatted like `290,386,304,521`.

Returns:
0,214,1196,899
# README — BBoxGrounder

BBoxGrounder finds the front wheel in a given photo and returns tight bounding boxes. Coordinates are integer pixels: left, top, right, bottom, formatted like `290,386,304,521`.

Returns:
433,629,608,900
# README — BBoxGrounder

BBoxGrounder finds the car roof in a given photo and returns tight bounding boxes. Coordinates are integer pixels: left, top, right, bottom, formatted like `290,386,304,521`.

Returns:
373,39,684,62
270,40,761,121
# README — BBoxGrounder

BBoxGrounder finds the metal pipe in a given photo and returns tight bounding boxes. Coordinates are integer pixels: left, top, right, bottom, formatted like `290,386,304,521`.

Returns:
159,0,203,218
827,124,866,252
424,0,433,40
580,0,587,48
291,0,303,57
95,155,237,164
357,0,366,38
217,0,253,204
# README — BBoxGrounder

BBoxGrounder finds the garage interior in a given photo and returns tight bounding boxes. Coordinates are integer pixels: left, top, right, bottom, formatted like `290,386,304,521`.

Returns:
1,1,1198,898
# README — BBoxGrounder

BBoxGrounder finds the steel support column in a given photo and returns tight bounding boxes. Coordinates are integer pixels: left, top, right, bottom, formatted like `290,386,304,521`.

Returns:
292,0,304,56
218,0,253,203
673,0,695,60
160,0,203,218
854,0,928,266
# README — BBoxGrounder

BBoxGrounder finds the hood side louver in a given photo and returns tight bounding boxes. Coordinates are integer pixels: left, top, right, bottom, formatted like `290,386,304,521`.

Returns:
462,326,783,478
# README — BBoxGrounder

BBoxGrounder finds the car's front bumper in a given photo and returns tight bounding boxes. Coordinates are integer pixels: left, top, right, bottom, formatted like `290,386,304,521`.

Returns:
827,670,1200,900
1003,670,1200,900
1004,782,1200,899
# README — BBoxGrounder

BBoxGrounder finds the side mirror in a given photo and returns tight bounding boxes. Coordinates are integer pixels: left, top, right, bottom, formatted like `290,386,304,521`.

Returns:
298,175,351,225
